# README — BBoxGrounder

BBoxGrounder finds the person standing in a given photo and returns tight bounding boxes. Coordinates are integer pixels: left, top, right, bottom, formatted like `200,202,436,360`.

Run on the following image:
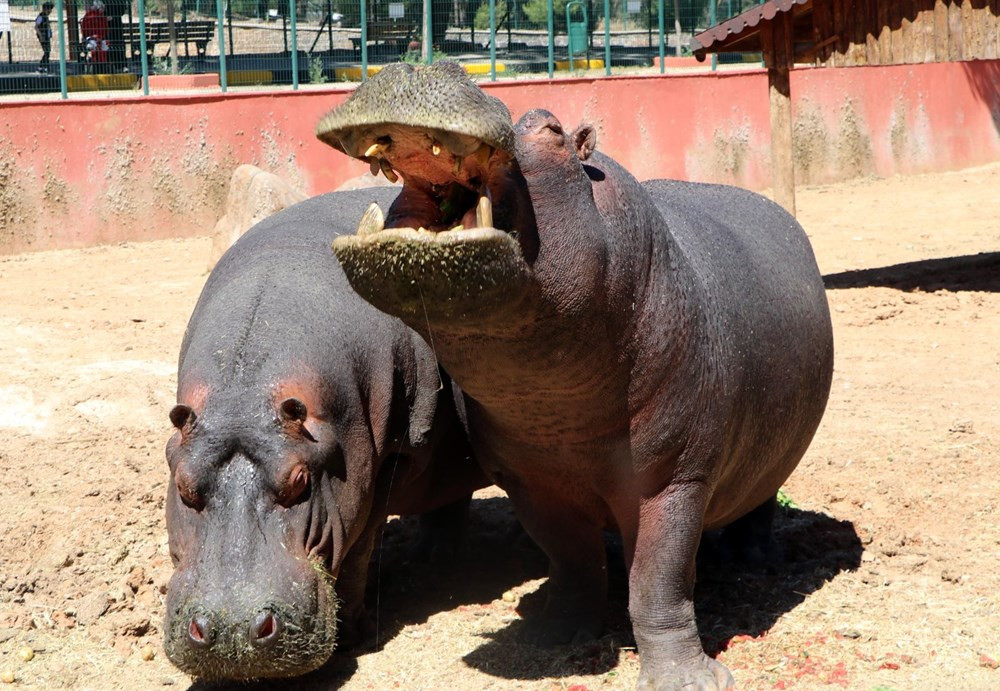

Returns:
80,0,109,73
35,2,54,73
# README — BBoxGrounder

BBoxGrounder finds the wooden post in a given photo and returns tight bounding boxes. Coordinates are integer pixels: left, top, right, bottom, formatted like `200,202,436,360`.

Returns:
762,13,796,216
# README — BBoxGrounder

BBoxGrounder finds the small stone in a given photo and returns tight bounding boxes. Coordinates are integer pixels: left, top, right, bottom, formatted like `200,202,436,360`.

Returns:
501,590,516,603
17,646,33,662
140,646,156,661
0,669,14,684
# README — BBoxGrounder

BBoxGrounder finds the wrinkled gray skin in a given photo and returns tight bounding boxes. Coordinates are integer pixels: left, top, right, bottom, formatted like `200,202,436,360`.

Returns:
163,188,486,681
319,63,834,690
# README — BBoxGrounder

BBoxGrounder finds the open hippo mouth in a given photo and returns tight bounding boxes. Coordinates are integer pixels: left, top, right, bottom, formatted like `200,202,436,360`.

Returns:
317,62,534,320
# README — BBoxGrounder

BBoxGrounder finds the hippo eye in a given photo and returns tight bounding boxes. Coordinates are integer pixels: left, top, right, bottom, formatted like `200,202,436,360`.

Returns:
175,470,205,511
277,464,310,507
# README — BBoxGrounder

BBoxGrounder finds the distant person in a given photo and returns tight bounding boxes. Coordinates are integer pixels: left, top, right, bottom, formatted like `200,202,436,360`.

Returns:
80,0,109,73
104,0,128,72
35,2,54,74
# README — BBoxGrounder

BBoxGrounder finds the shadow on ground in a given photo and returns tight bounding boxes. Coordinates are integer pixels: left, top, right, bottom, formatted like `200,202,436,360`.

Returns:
824,252,1000,292
459,501,862,681
187,495,861,687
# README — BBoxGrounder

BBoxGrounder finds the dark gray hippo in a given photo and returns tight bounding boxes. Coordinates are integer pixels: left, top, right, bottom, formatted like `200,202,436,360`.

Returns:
317,62,834,690
162,187,486,681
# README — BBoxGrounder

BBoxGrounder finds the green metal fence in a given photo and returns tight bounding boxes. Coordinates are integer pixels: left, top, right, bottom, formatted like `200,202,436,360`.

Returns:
0,0,761,97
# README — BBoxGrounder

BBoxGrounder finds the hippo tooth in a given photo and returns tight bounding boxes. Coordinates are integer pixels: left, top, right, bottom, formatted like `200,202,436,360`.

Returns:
473,144,493,169
369,157,380,176
357,203,385,236
432,142,442,156
476,195,493,229
453,156,463,176
364,142,385,158
380,159,399,183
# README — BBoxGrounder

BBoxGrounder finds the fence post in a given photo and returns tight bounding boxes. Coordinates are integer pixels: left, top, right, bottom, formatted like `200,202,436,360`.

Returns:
55,0,67,99
603,0,609,75
423,0,432,64
710,0,717,71
138,0,149,94
488,0,496,80
216,0,227,91
360,0,367,81
546,0,553,78
657,0,664,73
290,0,299,88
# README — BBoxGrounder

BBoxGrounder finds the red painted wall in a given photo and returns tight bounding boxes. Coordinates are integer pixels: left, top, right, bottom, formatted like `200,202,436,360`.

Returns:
1,60,998,254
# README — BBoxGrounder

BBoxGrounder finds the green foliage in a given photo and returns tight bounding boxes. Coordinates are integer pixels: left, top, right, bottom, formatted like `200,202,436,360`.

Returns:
307,54,327,83
473,0,509,31
776,488,798,510
151,56,192,75
522,0,570,32
400,47,449,64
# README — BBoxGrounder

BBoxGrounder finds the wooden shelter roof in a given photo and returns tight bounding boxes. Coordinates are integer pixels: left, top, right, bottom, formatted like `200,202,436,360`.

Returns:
692,0,1000,66
691,0,813,58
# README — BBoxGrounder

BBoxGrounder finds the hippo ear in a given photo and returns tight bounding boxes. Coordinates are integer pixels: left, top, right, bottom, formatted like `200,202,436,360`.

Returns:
169,404,196,431
280,398,318,442
280,397,308,422
572,124,597,161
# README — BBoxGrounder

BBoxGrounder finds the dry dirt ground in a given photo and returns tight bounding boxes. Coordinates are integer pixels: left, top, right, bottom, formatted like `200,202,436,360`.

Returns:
1,163,998,690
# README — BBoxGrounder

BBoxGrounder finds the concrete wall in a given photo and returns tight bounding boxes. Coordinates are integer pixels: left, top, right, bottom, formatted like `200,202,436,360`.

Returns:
2,59,998,254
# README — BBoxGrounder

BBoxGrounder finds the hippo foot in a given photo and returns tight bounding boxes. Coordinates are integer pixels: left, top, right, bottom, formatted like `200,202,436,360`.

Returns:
637,654,735,691
520,613,604,647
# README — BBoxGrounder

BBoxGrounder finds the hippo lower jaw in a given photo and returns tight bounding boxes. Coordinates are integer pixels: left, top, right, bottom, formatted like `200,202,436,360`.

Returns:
327,138,535,322
332,203,529,321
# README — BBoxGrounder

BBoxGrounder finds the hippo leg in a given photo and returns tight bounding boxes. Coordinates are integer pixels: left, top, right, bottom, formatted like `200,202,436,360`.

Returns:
629,481,735,691
415,496,472,562
333,519,383,650
718,496,783,567
508,484,607,646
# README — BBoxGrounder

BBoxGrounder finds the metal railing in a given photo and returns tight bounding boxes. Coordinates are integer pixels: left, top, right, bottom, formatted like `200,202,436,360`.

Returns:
0,0,763,97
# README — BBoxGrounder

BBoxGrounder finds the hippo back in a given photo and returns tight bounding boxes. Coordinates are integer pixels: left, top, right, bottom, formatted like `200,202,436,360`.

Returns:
180,187,404,384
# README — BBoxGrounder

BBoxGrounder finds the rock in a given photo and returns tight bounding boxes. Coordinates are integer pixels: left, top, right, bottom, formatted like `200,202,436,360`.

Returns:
207,165,307,271
75,592,111,626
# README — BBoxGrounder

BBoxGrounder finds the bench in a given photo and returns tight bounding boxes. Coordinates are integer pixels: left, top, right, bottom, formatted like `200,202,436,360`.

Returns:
123,20,216,60
349,19,418,52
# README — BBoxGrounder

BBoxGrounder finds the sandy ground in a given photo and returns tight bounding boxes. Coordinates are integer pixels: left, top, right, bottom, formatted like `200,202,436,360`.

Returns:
0,163,998,690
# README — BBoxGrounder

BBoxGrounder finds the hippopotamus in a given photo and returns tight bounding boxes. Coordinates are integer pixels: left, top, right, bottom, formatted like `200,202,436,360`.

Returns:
162,187,486,681
316,62,834,690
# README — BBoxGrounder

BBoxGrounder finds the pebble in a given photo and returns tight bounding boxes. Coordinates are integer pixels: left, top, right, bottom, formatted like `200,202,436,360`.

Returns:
17,647,33,662
140,646,156,661
501,590,515,603
0,669,13,684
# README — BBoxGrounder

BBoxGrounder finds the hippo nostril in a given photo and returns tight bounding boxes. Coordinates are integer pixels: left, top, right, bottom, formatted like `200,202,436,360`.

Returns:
187,615,214,649
250,611,281,647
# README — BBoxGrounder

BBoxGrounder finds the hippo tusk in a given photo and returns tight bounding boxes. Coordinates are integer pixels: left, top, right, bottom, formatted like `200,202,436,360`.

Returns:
368,157,380,176
476,195,493,229
453,156,463,177
432,142,442,156
357,203,385,236
379,159,399,183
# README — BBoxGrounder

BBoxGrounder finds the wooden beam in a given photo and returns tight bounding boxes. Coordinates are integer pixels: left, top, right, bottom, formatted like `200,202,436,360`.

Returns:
763,13,797,217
